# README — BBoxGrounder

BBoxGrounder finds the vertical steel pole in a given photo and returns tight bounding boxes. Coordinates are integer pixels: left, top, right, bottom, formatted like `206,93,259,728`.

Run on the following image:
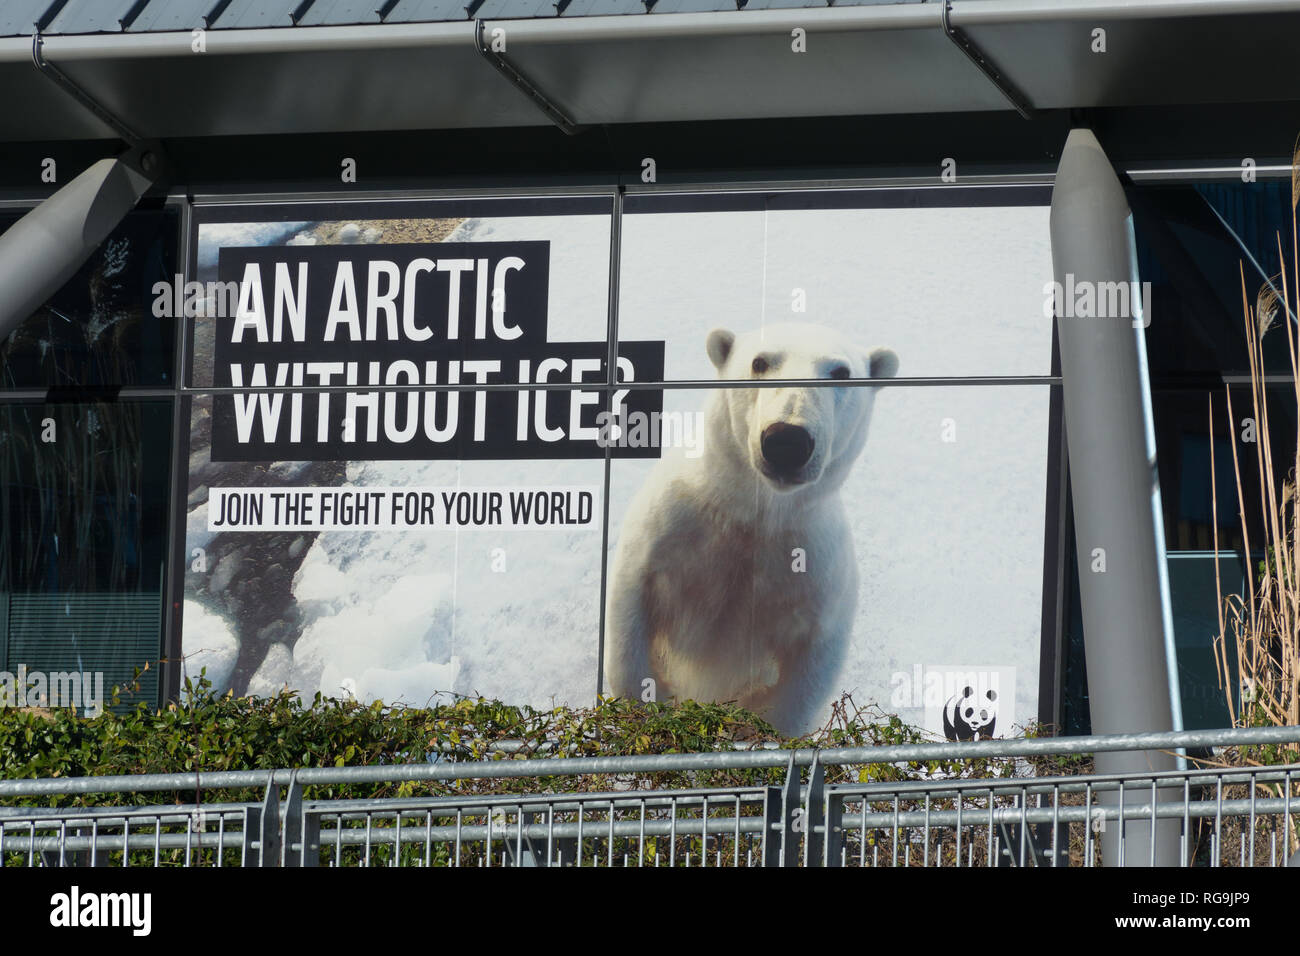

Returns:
1050,128,1180,866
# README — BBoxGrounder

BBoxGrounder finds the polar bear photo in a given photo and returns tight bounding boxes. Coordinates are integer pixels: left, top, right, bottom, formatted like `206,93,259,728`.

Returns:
605,322,898,734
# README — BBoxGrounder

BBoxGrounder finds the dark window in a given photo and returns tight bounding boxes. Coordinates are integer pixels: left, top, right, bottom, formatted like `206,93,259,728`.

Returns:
1061,180,1299,733
0,400,172,710
0,206,179,390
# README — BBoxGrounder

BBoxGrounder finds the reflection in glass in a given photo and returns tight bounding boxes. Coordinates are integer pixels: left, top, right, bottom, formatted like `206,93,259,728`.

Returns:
0,208,178,389
0,401,172,708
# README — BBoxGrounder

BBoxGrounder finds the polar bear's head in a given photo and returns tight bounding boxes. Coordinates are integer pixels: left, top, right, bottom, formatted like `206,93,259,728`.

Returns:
705,323,898,495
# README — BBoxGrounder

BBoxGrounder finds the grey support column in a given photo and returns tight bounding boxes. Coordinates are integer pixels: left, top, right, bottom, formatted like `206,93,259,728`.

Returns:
0,149,157,340
1050,128,1181,866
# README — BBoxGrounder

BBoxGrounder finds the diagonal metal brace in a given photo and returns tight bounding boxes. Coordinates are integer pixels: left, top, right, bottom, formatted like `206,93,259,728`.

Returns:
940,1,1033,120
31,30,172,183
32,29,146,147
475,19,582,136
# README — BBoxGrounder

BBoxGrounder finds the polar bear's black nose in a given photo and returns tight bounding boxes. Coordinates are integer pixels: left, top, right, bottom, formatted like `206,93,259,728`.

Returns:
761,423,815,473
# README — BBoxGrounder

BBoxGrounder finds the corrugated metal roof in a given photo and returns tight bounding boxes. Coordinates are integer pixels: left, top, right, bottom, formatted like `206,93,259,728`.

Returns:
558,0,645,16
297,0,384,26
473,0,558,20
383,0,475,23
0,0,59,36
0,0,937,36
208,0,301,28
46,0,139,34
648,0,735,12
128,0,211,32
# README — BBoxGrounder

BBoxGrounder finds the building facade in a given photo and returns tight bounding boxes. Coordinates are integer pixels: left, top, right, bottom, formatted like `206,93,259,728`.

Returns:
2,0,1296,745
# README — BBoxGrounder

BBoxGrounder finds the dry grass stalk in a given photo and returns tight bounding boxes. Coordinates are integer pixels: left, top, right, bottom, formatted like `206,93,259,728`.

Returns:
1212,138,1300,788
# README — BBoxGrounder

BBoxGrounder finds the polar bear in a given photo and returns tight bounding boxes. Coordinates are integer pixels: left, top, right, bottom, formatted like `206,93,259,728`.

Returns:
604,322,898,735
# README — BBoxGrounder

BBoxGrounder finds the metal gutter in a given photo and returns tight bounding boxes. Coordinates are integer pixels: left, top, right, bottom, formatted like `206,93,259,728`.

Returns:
6,19,474,59
4,0,1297,50
476,4,937,42
0,6,934,60
954,0,1300,25
0,3,959,57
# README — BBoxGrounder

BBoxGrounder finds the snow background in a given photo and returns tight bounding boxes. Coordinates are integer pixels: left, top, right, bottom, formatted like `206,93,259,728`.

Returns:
618,205,1056,380
183,201,1054,737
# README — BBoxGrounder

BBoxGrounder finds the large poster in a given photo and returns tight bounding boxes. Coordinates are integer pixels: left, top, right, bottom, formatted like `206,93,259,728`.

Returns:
176,189,1057,739
609,190,1055,737
180,199,650,709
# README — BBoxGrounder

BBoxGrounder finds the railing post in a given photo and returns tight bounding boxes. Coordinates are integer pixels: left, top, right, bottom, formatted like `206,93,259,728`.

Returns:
300,808,320,868
762,786,783,868
804,753,826,867
282,773,311,867
825,787,845,868
243,804,261,867
258,780,280,867
780,753,801,867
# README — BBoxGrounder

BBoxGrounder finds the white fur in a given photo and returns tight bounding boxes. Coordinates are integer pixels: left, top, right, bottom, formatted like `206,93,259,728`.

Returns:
605,322,897,734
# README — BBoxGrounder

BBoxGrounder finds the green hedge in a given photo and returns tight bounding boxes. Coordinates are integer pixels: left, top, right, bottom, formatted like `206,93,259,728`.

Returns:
0,674,1075,808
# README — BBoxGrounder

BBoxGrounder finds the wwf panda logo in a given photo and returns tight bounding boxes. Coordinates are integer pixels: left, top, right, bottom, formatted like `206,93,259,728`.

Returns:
943,686,998,741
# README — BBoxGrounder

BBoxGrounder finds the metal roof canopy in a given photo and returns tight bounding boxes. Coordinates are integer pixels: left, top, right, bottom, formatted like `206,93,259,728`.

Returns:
3,0,1300,142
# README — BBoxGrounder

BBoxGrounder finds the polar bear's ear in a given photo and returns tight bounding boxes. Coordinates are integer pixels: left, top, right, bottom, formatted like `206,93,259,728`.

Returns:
867,347,899,380
706,328,736,371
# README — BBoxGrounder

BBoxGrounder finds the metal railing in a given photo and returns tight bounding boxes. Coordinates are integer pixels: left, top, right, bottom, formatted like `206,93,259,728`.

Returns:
2,726,1298,867
812,760,1300,868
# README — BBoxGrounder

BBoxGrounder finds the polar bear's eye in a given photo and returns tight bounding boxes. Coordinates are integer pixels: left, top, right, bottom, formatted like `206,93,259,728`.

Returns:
751,356,769,375
829,365,850,380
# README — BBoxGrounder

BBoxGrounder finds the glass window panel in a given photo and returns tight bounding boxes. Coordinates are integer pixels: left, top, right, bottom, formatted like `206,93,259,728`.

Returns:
0,207,179,389
606,383,1051,736
188,198,614,388
0,400,172,710
180,390,605,706
1133,180,1295,380
618,188,1055,382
